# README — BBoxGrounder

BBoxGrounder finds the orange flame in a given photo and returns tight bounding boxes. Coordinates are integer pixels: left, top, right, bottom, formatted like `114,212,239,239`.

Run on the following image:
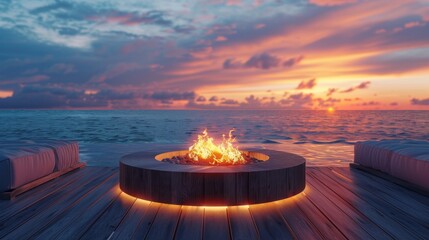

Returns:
188,129,245,165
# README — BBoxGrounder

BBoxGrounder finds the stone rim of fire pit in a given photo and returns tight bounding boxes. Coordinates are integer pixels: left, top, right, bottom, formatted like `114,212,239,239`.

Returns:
119,148,306,206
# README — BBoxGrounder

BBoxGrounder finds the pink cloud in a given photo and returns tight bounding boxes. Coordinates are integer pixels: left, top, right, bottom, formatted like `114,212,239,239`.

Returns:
283,56,304,68
309,0,357,6
340,81,371,93
244,53,281,69
254,23,266,29
411,98,429,105
206,24,236,36
196,96,206,102
221,99,239,104
215,36,228,42
296,78,317,89
226,0,241,6
223,53,303,70
362,101,380,106
404,21,424,29
209,96,219,102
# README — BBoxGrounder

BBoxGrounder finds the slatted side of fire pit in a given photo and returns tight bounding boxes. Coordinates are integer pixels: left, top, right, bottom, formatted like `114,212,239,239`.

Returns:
120,149,305,206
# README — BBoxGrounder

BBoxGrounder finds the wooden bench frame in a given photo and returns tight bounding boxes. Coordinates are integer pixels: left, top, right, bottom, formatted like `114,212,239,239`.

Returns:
0,162,86,200
350,163,429,197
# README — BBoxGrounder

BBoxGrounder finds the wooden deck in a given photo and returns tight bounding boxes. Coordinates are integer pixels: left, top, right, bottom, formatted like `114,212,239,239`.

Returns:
0,167,428,240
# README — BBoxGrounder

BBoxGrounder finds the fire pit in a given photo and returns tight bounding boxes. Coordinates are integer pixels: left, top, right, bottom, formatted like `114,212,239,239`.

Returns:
119,130,306,206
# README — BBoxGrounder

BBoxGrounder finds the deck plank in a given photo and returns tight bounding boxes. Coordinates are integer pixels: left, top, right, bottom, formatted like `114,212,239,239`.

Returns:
174,206,204,240
79,192,136,240
292,191,347,240
228,206,259,240
249,202,294,240
203,207,231,240
32,173,120,239
130,201,162,239
333,167,429,215
275,196,324,240
109,200,155,240
310,167,428,239
0,167,100,221
144,203,182,240
319,168,429,234
306,170,393,239
0,168,115,239
300,178,375,240
0,166,428,239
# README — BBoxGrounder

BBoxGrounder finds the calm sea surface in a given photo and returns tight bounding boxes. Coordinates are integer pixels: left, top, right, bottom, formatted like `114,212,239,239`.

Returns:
1,110,428,166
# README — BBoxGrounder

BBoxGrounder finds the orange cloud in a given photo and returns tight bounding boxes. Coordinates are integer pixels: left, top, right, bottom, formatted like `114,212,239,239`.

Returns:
0,90,13,98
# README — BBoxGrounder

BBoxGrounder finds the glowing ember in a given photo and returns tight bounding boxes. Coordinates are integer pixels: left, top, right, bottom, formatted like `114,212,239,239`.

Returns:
188,129,246,165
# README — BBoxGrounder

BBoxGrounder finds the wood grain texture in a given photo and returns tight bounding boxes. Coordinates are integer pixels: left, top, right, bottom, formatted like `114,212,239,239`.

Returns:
228,206,259,240
1,166,428,239
309,167,427,239
120,149,306,205
175,206,204,240
203,207,231,240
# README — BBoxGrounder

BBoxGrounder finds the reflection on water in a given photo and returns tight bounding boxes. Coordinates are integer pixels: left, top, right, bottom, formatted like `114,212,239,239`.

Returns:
1,110,427,166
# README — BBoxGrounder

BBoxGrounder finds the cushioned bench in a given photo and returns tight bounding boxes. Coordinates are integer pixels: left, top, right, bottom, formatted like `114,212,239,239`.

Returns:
352,140,429,192
0,140,85,199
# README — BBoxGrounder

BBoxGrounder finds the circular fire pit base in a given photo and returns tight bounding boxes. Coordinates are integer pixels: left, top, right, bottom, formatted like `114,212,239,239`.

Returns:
120,149,305,206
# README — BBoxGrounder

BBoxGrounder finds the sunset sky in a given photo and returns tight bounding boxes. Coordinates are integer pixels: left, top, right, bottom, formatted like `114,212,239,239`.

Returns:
0,0,428,109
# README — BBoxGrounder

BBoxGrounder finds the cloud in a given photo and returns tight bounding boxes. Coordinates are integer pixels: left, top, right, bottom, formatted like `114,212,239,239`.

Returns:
215,36,227,42
88,10,173,27
362,101,380,106
327,88,337,96
0,90,13,99
308,0,357,6
0,1,428,109
279,92,314,108
149,91,196,101
209,96,219,102
0,85,108,108
296,78,317,89
223,53,302,70
283,56,304,68
221,99,239,104
90,63,143,83
319,97,341,106
223,58,243,69
48,63,75,74
244,53,281,69
340,81,371,93
30,26,95,49
411,98,429,105
196,96,206,102
29,1,74,14
254,23,265,29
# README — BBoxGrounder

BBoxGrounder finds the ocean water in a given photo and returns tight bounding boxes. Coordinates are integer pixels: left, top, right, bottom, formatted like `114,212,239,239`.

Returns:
1,110,428,166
